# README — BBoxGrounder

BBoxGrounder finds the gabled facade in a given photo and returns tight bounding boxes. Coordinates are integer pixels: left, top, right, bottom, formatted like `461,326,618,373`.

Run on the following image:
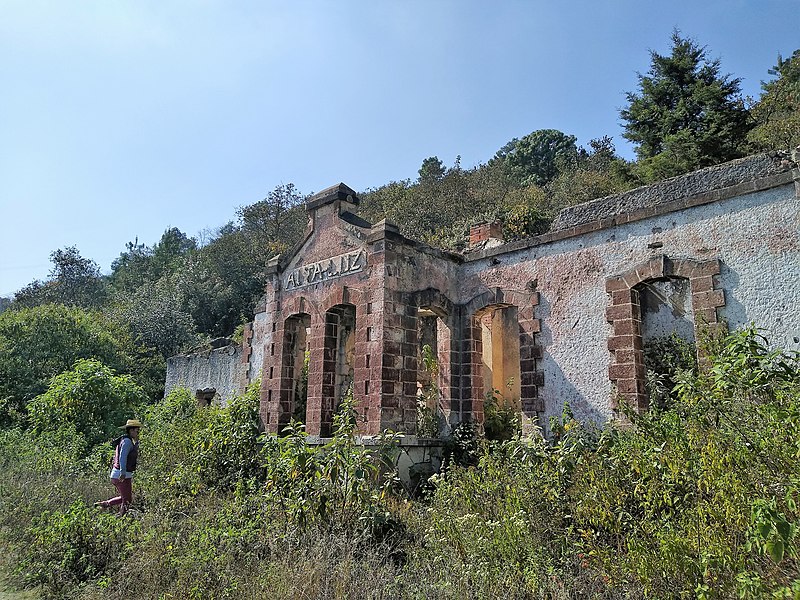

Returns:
166,153,800,438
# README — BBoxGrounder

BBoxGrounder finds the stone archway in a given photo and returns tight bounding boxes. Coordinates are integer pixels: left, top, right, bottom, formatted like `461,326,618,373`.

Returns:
462,287,544,429
605,255,725,412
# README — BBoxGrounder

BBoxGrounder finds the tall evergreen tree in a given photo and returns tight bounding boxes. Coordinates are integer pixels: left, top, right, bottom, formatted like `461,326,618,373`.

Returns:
418,156,446,184
621,32,751,180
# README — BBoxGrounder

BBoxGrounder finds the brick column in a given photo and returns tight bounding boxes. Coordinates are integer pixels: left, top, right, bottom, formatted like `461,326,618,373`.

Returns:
304,316,326,436
259,300,283,432
354,294,380,434
379,292,419,434
461,316,485,424
605,283,647,411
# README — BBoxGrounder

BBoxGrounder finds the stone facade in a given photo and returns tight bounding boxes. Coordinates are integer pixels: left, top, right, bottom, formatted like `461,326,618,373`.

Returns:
166,153,800,438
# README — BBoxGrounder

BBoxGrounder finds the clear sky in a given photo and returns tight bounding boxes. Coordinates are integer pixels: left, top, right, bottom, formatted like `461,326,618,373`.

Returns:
1,0,797,297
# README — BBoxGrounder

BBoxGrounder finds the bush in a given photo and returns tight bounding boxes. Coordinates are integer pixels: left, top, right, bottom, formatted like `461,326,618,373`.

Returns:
570,327,800,597
260,392,402,540
17,501,136,597
27,359,143,448
0,304,163,424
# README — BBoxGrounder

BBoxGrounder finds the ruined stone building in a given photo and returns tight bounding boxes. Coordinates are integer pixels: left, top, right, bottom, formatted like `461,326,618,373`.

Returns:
166,153,800,440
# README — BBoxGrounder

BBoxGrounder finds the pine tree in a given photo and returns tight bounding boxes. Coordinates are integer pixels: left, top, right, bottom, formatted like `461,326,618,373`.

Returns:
621,32,751,180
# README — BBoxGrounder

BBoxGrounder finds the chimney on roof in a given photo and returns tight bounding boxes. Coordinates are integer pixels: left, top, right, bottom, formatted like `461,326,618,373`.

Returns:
469,222,503,248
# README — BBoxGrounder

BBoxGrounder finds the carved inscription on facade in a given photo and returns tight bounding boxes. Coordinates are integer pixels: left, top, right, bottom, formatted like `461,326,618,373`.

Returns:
285,248,366,290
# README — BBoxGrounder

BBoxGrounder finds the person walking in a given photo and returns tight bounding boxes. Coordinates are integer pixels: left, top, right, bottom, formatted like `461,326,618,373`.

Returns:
95,419,141,515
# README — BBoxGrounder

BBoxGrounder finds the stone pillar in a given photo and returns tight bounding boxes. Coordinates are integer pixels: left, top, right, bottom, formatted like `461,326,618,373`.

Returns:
379,292,419,434
304,315,326,436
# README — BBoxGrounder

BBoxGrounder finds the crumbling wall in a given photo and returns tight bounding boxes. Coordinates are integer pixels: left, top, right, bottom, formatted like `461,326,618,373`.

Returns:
165,344,245,404
460,161,799,432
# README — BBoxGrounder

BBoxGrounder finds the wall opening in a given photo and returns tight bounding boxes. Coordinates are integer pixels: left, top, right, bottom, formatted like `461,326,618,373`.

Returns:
416,307,449,437
636,277,698,409
478,306,522,406
282,313,311,423
322,303,356,435
196,387,216,407
607,256,724,414
475,304,521,440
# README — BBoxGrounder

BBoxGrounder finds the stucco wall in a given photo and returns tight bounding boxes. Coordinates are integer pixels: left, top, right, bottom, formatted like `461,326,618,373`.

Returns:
165,156,799,436
165,344,245,404
461,179,799,430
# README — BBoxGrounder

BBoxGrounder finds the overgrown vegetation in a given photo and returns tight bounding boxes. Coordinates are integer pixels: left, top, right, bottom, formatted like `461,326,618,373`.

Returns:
0,33,798,599
0,327,798,598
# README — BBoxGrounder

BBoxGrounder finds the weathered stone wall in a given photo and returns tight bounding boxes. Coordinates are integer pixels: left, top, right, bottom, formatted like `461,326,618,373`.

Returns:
461,175,799,431
551,153,795,231
165,156,800,439
165,343,245,404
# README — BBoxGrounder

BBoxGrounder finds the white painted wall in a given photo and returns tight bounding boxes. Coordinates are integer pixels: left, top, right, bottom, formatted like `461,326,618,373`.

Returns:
462,181,800,429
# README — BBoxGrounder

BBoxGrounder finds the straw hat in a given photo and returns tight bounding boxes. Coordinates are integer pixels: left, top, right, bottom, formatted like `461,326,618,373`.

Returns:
120,419,143,429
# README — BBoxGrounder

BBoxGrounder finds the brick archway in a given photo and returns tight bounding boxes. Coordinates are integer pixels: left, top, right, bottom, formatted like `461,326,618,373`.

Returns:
605,255,725,412
462,287,544,425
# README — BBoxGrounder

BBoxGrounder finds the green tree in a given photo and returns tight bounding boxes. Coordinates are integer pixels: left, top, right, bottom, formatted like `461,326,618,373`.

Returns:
491,129,578,187
109,238,150,292
237,183,307,256
0,304,161,424
110,228,196,293
190,226,265,336
418,156,446,184
27,359,143,447
150,228,197,279
544,136,634,214
13,247,107,309
621,31,751,180
109,274,201,359
748,49,800,150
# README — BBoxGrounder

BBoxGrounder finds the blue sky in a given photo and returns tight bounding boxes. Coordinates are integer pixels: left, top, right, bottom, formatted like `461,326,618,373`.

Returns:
1,0,797,297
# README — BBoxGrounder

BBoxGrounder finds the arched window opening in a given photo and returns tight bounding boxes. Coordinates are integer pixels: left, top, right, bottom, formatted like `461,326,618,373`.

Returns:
476,304,522,440
282,313,311,423
322,303,356,435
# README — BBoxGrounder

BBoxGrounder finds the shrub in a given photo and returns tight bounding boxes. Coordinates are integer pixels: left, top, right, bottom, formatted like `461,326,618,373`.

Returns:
16,501,136,597
261,392,402,541
570,327,800,598
27,359,143,448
